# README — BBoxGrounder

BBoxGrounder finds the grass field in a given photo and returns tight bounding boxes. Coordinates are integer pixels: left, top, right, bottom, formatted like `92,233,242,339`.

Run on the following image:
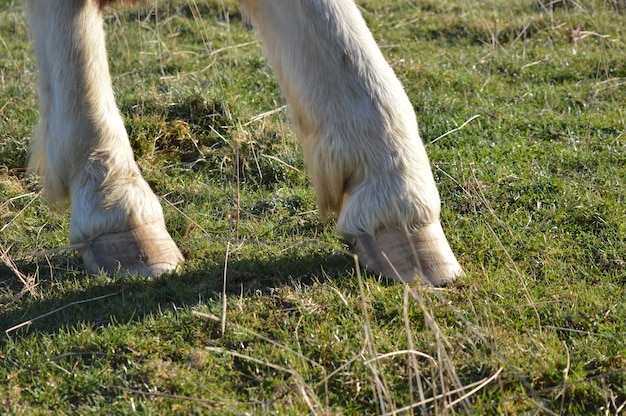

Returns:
1,0,625,414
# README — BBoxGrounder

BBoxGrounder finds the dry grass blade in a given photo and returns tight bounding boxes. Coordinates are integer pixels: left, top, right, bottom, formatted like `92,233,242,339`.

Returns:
354,256,397,415
403,288,429,415
4,291,121,335
0,243,38,298
245,104,289,126
364,349,436,364
381,368,504,416
444,367,503,410
407,285,560,415
292,371,325,416
204,346,325,410
429,114,481,145
0,192,38,233
221,242,230,335
260,153,303,174
410,286,472,412
192,310,327,371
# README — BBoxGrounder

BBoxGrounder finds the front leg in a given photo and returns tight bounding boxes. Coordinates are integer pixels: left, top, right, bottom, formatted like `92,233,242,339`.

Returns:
25,0,183,276
241,0,462,284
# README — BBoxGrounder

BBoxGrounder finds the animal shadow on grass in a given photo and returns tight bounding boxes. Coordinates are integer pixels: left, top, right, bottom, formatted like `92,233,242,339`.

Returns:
0,248,355,341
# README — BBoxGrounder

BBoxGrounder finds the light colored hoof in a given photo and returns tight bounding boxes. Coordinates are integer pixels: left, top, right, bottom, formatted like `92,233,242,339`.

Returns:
348,222,463,285
81,223,184,278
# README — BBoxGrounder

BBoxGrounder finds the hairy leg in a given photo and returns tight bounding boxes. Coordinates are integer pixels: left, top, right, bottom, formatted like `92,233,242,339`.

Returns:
240,0,462,284
25,0,183,276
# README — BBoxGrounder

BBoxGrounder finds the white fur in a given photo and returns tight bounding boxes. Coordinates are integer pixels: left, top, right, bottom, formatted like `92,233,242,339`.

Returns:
25,0,166,244
25,0,446,259
240,0,441,237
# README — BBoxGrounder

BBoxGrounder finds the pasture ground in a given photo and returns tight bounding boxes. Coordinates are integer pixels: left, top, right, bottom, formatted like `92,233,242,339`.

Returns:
1,0,625,414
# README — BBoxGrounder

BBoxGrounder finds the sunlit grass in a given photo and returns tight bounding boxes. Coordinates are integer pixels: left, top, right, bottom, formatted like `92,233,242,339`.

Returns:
1,0,624,414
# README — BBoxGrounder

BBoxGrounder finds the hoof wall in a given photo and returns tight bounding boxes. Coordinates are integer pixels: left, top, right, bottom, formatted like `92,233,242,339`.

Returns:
81,223,184,278
349,222,463,286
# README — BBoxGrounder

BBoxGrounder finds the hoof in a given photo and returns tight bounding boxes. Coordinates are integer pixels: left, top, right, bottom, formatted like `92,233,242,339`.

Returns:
81,223,184,278
348,222,463,285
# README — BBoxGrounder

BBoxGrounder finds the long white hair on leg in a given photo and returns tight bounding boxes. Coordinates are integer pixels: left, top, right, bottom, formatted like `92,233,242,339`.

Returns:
24,0,182,276
241,0,462,284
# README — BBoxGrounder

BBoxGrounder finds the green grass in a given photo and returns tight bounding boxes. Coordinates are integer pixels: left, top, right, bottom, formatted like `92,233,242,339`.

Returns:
1,0,625,414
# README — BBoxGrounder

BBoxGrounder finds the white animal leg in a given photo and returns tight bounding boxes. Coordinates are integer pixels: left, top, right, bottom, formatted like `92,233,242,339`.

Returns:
241,0,462,284
24,0,183,276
